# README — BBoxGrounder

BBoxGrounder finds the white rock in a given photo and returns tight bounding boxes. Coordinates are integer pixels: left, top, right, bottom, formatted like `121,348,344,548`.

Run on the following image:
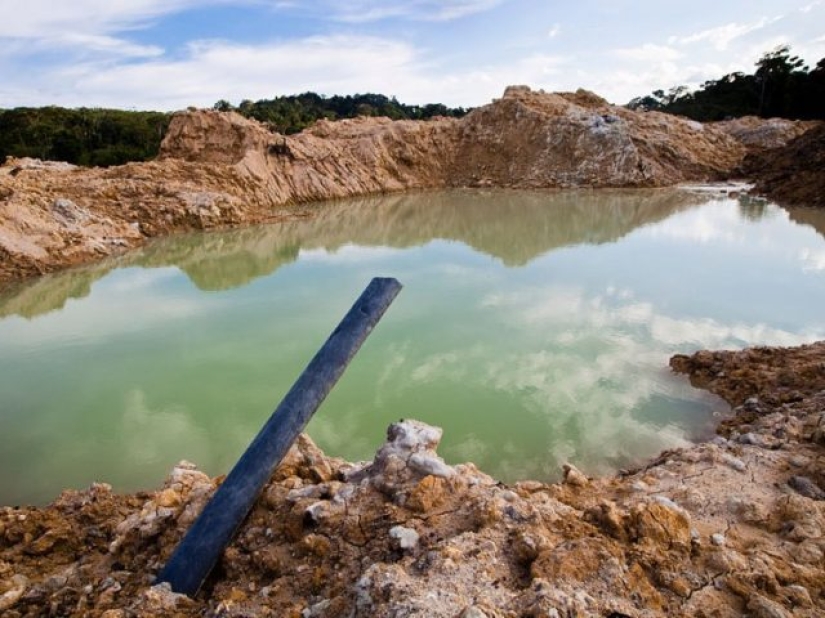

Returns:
389,525,420,550
722,453,747,472
409,453,455,478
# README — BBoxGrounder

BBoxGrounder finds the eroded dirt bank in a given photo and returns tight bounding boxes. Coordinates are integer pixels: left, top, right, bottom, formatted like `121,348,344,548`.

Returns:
743,123,825,207
0,86,814,288
2,343,824,617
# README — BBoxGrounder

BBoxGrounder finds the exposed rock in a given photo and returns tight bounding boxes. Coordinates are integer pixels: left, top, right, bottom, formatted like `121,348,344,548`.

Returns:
388,525,420,551
743,121,825,206
713,116,816,151
2,376,825,617
788,475,825,500
450,86,744,189
747,593,791,618
562,463,589,487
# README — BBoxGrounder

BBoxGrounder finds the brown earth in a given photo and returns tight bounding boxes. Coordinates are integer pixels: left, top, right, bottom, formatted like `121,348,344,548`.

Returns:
2,342,824,617
712,116,817,152
2,85,812,289
743,123,825,207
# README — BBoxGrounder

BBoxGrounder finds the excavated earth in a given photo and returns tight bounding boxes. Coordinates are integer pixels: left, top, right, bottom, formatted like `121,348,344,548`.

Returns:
743,123,825,207
2,87,825,616
0,86,815,287
1,342,825,617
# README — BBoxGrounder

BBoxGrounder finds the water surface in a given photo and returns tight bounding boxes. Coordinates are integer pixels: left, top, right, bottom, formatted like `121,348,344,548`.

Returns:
2,188,824,505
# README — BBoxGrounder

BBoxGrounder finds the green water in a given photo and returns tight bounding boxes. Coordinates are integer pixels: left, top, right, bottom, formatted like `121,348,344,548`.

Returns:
2,188,825,506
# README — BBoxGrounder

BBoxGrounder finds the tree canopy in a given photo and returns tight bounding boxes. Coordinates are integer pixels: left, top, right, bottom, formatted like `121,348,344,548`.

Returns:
0,93,468,166
217,92,469,134
627,46,825,121
0,107,170,167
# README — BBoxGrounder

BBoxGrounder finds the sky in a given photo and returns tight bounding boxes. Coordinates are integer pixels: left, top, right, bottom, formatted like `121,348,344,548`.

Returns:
1,0,823,111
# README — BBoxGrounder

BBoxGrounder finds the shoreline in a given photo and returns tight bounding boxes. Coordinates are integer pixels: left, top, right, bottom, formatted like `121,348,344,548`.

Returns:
2,87,817,290
2,343,824,616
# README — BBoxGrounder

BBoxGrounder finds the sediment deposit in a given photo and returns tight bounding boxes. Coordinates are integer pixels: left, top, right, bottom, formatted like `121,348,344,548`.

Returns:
1,86,814,287
2,343,824,616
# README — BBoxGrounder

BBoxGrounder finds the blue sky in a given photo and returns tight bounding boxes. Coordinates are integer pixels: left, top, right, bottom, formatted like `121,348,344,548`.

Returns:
1,0,823,110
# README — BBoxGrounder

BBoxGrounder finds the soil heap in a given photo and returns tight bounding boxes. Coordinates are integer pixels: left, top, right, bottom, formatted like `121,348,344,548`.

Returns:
743,123,825,207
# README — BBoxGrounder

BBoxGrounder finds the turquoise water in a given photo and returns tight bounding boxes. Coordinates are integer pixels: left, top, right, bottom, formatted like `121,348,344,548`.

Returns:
2,188,824,506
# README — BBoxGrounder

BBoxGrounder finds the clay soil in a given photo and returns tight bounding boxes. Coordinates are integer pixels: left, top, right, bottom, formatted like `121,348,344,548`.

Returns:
1,86,817,289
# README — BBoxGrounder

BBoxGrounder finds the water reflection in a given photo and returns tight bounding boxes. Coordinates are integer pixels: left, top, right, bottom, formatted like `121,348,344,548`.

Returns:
1,188,703,317
2,189,824,505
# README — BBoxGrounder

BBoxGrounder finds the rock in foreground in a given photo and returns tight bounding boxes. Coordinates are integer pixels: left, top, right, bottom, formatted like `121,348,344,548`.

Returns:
3,343,825,616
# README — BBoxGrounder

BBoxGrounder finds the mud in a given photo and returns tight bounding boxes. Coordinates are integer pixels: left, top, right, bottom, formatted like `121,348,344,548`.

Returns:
2,343,824,617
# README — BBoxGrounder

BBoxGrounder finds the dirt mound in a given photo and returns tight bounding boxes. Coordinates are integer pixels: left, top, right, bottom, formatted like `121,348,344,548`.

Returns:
743,123,825,206
713,116,816,151
159,110,271,165
448,86,745,188
3,341,825,618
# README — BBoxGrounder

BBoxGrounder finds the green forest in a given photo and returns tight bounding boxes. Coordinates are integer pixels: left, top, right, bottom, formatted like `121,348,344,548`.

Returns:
0,93,468,167
628,46,825,121
1,46,822,167
216,92,470,134
0,108,171,167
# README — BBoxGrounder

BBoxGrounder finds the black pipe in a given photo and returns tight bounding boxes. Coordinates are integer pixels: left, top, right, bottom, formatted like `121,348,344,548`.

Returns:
157,277,402,595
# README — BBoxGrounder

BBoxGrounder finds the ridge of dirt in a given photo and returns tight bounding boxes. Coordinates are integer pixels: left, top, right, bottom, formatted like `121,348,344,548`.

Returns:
2,343,824,617
742,122,825,207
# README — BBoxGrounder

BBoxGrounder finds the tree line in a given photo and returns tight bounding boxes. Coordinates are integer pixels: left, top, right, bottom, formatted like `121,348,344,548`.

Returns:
214,92,470,134
0,107,170,167
0,93,468,166
2,47,821,168
627,46,825,121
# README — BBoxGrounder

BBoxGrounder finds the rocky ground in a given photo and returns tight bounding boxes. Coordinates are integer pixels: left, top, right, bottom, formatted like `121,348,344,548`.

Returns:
0,86,816,288
743,123,825,207
1,342,824,617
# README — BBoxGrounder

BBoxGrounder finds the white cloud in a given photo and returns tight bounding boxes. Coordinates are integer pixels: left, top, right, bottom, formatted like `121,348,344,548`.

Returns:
669,16,782,51
799,247,825,272
800,1,822,13
312,0,505,22
0,1,820,111
0,0,216,61
0,267,216,347
54,33,163,58
1,34,568,109
299,243,404,263
615,43,683,62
